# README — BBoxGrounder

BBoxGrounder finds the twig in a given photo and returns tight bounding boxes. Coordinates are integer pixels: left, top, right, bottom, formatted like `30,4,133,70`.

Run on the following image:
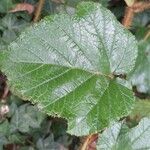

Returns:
80,134,98,150
1,84,9,100
122,6,134,28
0,73,8,102
33,0,45,22
132,1,150,13
122,1,150,28
144,30,150,41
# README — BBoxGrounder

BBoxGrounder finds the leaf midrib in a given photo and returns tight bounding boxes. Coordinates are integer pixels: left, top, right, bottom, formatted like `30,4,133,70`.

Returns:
10,61,113,79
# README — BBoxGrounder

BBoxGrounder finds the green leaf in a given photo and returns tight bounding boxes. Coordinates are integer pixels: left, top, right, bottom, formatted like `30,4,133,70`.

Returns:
0,120,10,136
2,2,138,136
20,146,35,150
0,120,10,148
0,14,30,44
130,100,150,118
36,134,63,150
130,40,150,95
133,11,150,28
0,135,8,149
65,0,110,7
134,27,149,41
98,0,110,7
8,133,26,144
97,117,150,150
10,104,46,133
0,0,14,13
0,51,8,69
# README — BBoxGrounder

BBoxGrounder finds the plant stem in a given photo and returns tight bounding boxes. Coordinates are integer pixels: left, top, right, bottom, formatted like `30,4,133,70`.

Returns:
80,134,98,150
1,84,9,100
122,6,134,28
144,30,150,41
122,1,150,28
33,0,45,22
132,1,150,13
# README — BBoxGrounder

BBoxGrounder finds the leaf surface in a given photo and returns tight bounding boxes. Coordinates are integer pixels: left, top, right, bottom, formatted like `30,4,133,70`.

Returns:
97,117,150,150
130,40,150,95
10,103,46,133
2,2,138,136
130,100,150,118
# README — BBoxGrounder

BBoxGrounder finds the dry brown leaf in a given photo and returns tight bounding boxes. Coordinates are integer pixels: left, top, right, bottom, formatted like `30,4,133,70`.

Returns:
10,3,34,14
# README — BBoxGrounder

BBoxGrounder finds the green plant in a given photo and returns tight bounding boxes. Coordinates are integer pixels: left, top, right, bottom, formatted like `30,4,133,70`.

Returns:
97,117,150,149
1,2,138,136
0,0,150,149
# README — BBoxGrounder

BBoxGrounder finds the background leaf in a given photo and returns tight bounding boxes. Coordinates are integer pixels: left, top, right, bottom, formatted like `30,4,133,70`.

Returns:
97,117,150,150
130,39,150,95
0,95,75,149
10,103,46,133
0,0,14,13
130,99,150,118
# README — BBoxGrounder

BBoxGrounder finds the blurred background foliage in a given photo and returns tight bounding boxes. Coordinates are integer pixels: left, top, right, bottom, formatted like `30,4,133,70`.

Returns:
0,0,150,149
